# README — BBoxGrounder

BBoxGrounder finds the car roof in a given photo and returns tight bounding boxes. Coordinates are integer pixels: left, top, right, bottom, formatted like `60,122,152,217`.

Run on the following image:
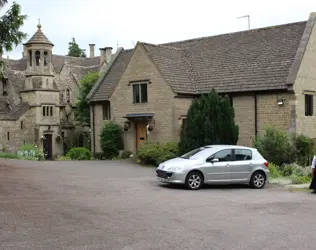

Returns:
204,145,257,150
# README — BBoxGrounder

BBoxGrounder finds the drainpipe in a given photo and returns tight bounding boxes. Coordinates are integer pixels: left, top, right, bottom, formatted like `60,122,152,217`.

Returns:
254,93,258,136
92,104,96,153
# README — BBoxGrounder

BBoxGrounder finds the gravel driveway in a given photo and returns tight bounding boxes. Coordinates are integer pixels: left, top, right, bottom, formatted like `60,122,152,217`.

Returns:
1,159,316,250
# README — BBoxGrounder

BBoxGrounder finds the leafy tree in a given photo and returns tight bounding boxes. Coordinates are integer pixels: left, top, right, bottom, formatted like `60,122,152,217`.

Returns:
74,71,99,124
0,0,27,65
179,90,239,154
67,37,86,58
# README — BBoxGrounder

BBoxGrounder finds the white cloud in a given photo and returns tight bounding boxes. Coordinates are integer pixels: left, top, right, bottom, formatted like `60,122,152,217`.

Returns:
2,0,316,59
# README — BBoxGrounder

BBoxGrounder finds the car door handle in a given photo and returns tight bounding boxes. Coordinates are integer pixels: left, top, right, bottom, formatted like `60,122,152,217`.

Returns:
226,164,230,167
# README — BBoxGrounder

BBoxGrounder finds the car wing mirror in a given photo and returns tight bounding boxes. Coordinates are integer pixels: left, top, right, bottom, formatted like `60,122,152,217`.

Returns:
211,158,219,163
207,158,219,163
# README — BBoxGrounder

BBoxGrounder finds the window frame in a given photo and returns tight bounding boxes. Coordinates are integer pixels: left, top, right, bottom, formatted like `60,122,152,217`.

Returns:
42,105,54,117
35,50,41,66
102,102,111,120
233,149,252,161
207,149,233,162
132,82,148,104
305,94,313,116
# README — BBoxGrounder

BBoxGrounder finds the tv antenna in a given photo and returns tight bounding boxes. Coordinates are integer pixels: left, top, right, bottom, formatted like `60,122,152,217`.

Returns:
237,15,250,30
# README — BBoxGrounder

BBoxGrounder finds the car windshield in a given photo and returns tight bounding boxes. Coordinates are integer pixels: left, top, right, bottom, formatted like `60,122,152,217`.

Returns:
181,147,215,160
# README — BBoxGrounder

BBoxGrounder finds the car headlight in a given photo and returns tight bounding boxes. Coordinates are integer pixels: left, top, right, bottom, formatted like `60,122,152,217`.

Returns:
168,166,184,172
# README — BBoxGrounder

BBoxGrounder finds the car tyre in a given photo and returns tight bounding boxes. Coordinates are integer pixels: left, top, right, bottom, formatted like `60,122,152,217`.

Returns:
185,171,204,190
250,171,266,189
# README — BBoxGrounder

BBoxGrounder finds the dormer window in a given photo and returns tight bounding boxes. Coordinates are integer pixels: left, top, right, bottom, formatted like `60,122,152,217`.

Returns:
44,51,48,66
35,51,40,66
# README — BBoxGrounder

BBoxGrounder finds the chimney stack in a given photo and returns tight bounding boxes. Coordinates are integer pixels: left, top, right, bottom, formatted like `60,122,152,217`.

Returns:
89,44,95,58
99,47,113,65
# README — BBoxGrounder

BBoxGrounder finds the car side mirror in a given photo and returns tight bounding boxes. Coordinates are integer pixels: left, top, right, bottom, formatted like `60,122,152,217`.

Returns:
207,158,219,163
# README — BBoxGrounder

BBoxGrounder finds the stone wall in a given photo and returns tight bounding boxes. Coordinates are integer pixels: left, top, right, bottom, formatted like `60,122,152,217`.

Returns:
293,13,316,138
107,44,175,153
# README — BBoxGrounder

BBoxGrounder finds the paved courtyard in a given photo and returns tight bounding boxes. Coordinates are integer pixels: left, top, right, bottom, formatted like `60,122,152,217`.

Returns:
1,159,316,250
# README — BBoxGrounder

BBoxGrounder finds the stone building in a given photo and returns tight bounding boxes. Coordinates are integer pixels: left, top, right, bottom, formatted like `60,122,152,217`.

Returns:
88,12,316,154
0,23,112,158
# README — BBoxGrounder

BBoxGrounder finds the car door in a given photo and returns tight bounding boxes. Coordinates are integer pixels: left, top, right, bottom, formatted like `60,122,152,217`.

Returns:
203,149,233,183
230,149,253,181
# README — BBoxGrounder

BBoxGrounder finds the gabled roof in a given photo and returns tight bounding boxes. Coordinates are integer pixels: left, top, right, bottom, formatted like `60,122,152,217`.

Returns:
88,48,133,102
88,14,315,102
23,24,54,46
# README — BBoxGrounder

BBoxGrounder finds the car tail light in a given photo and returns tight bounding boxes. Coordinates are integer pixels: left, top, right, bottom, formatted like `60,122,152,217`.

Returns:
264,162,269,168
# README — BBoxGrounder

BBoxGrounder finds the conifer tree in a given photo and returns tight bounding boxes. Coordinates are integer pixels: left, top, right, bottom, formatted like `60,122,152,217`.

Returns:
179,90,239,154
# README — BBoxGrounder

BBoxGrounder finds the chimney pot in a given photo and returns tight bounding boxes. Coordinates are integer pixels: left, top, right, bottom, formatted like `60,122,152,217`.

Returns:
89,44,95,58
99,47,113,65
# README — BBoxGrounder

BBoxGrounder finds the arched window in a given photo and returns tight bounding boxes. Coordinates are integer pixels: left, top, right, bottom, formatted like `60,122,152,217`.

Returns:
28,50,32,66
44,51,48,66
66,89,70,103
35,51,40,66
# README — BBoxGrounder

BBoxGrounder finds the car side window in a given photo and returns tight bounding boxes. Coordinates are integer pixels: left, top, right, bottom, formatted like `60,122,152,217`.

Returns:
214,149,233,162
235,149,252,161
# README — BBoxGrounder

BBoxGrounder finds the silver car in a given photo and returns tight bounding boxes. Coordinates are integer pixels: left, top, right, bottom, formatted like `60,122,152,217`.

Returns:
156,145,270,190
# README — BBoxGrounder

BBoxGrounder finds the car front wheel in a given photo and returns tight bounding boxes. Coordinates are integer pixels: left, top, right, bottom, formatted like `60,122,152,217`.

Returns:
185,171,204,190
250,171,266,189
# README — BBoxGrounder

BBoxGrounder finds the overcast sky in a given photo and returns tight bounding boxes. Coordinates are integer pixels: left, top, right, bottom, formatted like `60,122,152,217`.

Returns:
1,0,316,59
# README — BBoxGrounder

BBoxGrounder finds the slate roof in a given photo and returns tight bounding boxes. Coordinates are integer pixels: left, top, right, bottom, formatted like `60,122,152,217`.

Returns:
24,24,54,46
88,19,312,101
88,48,133,102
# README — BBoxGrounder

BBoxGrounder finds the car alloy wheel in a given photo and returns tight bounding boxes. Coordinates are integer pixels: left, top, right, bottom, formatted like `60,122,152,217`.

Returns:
186,172,203,190
251,172,266,189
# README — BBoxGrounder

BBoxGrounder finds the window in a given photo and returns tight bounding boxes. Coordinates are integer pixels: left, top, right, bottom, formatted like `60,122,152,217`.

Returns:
7,132,10,141
35,51,40,66
211,149,233,162
21,121,24,130
29,50,32,66
181,118,187,131
133,83,148,103
42,106,53,116
44,51,48,66
66,89,70,103
234,149,252,161
305,94,313,116
102,102,111,120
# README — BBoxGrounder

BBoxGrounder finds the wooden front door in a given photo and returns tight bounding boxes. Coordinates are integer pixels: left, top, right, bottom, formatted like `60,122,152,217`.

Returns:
136,121,147,149
43,134,53,160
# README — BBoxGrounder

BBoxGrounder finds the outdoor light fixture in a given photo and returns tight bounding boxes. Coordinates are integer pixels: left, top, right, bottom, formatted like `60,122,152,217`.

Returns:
277,97,285,106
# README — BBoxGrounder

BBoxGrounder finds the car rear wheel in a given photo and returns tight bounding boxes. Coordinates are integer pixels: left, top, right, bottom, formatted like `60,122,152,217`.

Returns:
250,171,266,189
185,171,203,190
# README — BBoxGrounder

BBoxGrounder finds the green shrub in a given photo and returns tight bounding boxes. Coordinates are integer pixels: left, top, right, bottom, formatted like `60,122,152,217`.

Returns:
253,126,293,166
17,144,44,161
268,163,281,178
0,152,21,159
66,147,91,160
290,174,311,184
281,163,309,177
56,155,71,161
121,150,133,159
136,142,179,166
100,122,123,159
295,134,315,166
179,90,239,155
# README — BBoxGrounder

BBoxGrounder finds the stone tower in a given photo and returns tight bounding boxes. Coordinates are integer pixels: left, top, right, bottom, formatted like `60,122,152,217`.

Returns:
20,23,61,159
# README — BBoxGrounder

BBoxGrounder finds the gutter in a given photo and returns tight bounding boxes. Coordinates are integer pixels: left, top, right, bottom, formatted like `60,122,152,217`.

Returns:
92,104,96,153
